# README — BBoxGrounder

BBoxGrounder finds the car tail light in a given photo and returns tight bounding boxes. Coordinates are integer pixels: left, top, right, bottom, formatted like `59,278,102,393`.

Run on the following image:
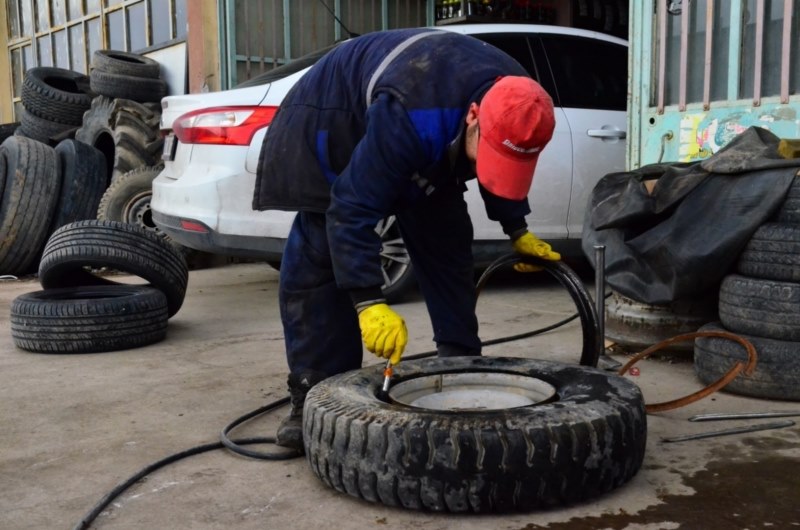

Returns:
172,106,278,146
180,219,210,233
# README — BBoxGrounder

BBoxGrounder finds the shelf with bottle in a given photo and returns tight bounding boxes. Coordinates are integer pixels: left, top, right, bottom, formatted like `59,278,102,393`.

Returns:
434,0,558,26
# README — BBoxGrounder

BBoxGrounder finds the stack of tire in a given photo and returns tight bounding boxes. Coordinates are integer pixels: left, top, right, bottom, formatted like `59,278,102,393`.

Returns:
10,219,188,354
17,66,94,145
695,171,800,401
0,49,169,277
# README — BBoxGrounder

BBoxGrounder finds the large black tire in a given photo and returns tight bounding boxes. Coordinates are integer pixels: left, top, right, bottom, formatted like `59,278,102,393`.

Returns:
0,122,20,144
719,274,800,341
18,108,78,145
773,176,800,224
10,285,168,353
97,165,165,236
0,136,61,275
605,290,717,353
74,96,163,182
91,50,162,79
89,69,167,103
695,322,800,401
39,219,188,318
737,223,800,282
304,357,647,512
21,66,93,125
49,139,108,235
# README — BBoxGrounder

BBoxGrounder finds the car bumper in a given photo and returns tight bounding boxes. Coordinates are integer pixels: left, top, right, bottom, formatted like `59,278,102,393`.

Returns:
153,211,286,260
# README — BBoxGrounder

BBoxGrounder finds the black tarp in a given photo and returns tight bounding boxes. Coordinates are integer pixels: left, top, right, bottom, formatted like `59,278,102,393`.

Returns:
582,127,800,305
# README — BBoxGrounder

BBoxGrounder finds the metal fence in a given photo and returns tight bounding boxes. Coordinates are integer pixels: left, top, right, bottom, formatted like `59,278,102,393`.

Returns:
221,0,431,88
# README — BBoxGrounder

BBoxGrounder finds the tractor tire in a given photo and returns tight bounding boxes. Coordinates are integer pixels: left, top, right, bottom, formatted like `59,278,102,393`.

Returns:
737,223,800,282
91,50,162,79
89,69,167,103
304,356,647,512
21,66,93,125
0,136,61,275
719,274,800,341
10,285,168,353
49,139,108,236
695,322,800,401
39,219,188,318
75,96,163,182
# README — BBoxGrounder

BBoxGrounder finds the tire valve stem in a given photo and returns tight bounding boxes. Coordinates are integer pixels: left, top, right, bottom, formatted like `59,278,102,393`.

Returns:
382,360,393,394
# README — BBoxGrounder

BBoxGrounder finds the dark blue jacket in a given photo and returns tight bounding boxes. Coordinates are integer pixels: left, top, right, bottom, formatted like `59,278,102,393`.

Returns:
254,28,531,292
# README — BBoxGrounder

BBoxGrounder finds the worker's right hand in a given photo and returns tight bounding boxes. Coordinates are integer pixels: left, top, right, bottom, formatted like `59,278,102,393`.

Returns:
357,303,407,365
512,231,561,272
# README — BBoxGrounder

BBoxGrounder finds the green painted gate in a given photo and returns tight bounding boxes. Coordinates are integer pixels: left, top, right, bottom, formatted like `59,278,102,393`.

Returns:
628,0,799,168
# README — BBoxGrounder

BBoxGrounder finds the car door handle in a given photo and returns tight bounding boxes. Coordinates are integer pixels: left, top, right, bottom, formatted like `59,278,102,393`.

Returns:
587,129,627,139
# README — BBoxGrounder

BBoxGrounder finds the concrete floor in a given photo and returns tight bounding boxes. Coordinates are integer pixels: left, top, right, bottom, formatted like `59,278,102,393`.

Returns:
1,262,799,529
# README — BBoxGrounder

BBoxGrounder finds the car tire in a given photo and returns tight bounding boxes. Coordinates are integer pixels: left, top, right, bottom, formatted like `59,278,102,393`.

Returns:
10,285,168,353
89,69,168,103
39,219,188,318
91,50,162,79
605,290,717,353
304,356,647,512
49,139,108,236
773,176,800,224
0,122,19,145
0,136,61,275
376,216,416,303
97,165,165,235
719,273,800,341
75,96,163,182
736,223,800,282
18,108,78,145
695,322,800,401
21,66,93,125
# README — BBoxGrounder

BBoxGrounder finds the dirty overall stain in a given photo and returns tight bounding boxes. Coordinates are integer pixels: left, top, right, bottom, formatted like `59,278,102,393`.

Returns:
520,439,800,530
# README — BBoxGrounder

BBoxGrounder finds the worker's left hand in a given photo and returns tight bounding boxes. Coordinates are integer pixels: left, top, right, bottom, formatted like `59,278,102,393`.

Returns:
357,303,408,365
512,231,561,272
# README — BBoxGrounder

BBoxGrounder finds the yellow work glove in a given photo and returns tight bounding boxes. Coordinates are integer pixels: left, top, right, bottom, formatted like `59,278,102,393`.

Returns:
512,231,561,272
357,303,408,365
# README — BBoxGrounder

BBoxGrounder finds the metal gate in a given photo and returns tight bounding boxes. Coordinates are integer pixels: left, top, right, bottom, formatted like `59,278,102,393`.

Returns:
220,0,431,88
629,0,800,168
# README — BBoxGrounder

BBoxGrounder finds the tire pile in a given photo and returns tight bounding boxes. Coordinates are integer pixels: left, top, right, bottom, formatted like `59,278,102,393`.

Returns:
10,219,188,353
3,50,185,354
0,49,169,277
695,174,800,401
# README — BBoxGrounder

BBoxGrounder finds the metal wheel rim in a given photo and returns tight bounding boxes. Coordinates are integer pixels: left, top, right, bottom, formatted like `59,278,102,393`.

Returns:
124,191,162,235
375,216,410,289
388,372,557,411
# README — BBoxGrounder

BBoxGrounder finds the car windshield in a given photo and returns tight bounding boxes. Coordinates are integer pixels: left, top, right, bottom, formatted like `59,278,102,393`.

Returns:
234,41,342,88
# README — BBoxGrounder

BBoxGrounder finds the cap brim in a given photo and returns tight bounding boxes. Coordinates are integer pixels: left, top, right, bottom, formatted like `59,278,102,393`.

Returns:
476,138,538,201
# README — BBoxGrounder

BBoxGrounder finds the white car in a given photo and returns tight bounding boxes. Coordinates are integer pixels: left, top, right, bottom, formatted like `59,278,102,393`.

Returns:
152,24,627,299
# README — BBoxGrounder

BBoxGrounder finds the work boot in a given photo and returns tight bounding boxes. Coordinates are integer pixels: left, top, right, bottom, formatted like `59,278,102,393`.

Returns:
275,370,326,452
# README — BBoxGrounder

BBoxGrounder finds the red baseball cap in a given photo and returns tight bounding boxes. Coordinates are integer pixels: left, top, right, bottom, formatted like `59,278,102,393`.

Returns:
476,76,555,201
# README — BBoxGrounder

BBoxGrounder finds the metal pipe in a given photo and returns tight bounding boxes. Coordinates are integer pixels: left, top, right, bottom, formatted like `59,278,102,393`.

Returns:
689,411,800,422
594,245,606,360
661,420,795,443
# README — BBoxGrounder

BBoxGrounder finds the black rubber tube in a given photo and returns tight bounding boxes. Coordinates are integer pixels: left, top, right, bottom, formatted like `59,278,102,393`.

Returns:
475,254,601,368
